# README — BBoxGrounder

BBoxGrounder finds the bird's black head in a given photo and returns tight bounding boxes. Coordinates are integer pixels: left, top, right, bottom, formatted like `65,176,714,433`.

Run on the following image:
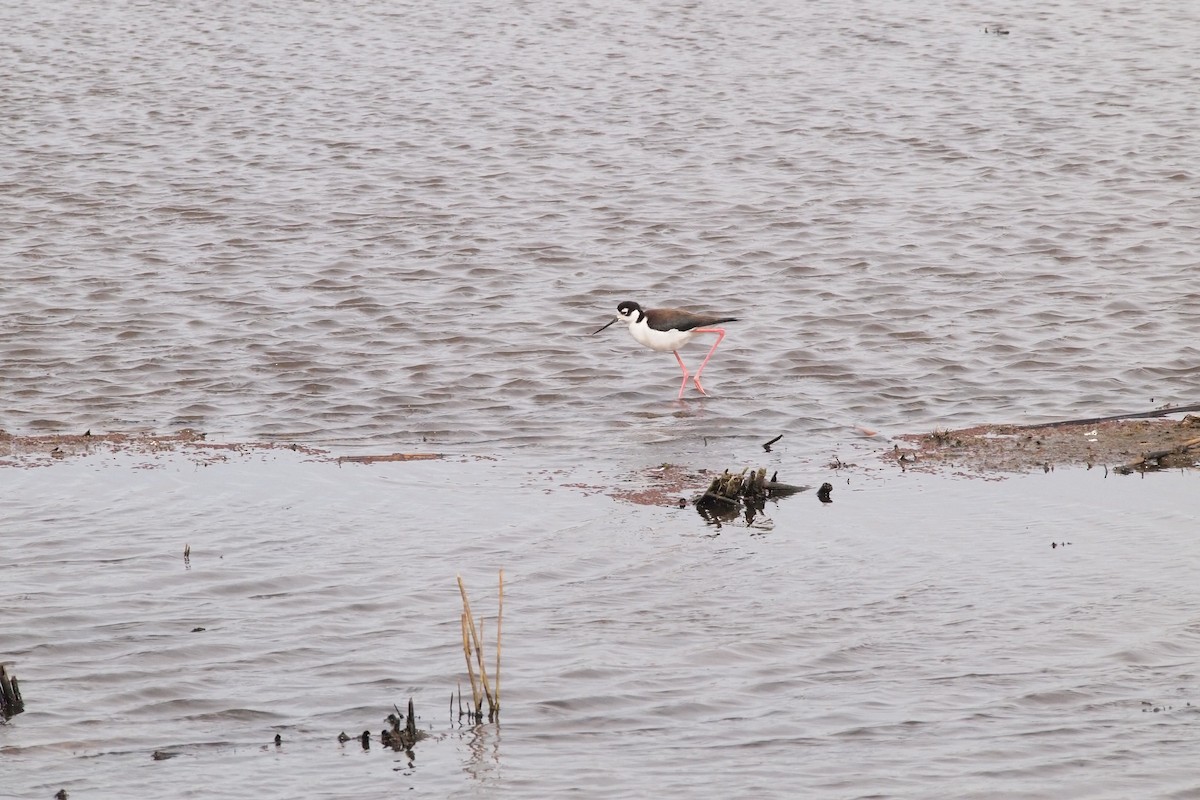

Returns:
616,301,642,320
593,300,644,335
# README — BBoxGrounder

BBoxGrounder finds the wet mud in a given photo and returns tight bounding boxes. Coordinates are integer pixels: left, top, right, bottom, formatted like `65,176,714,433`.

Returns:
564,463,720,509
7,415,1198,485
0,429,326,468
0,429,449,469
886,415,1200,475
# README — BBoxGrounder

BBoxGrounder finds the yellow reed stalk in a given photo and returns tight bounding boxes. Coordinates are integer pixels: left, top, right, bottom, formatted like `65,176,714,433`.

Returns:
476,614,489,706
457,574,495,710
460,611,480,711
496,569,503,713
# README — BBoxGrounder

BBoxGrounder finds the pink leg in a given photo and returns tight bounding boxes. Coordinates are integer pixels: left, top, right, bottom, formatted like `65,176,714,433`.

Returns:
689,328,726,395
673,351,690,400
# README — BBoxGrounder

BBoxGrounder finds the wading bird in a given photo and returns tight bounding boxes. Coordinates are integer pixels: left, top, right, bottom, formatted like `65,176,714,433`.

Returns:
593,300,738,399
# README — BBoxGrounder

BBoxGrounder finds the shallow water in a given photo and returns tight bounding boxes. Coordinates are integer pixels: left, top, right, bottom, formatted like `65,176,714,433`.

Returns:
3,0,1200,796
4,454,1200,798
3,0,1199,450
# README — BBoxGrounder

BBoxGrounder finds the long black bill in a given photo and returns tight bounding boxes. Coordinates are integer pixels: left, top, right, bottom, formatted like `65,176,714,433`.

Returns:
592,318,619,335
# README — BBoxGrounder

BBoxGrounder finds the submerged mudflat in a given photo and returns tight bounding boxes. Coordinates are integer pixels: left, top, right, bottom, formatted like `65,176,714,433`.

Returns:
0,428,314,467
887,415,1200,475
7,414,1199,479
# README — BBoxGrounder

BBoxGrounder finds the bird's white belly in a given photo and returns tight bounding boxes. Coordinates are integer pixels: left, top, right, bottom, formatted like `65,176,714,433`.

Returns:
630,324,697,352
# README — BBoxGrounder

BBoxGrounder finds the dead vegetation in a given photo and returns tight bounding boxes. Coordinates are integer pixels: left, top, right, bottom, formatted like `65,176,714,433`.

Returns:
456,572,502,723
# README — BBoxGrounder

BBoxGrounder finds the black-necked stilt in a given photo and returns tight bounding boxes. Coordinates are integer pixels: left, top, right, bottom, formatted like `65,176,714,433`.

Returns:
593,300,738,399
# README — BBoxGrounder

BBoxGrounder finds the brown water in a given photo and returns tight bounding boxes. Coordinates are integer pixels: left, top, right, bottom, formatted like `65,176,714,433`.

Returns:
4,0,1200,796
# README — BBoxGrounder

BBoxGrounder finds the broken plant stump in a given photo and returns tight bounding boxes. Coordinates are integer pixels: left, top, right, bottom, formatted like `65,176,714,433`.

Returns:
695,467,811,523
698,467,808,505
1,664,24,720
381,698,426,751
339,699,426,753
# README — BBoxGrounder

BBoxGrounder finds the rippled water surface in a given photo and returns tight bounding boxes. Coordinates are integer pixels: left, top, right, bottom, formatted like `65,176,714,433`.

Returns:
4,0,1199,448
4,0,1200,796
5,456,1200,799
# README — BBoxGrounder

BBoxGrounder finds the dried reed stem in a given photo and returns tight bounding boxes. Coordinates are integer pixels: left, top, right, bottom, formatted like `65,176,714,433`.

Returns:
460,612,480,711
470,618,484,710
457,574,495,712
496,569,504,713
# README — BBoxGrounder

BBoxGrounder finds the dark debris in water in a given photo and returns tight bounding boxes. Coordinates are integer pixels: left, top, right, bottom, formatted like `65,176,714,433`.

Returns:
1,664,24,720
339,699,427,755
589,463,811,511
574,463,825,528
695,467,815,526
1140,700,1194,714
